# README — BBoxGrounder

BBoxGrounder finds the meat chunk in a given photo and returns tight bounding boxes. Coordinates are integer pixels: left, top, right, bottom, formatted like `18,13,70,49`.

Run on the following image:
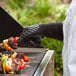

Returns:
15,64,21,74
16,53,24,58
12,58,20,65
0,53,2,57
11,61,21,73
11,63,15,72
0,43,5,51
12,58,21,73
8,37,17,49
0,60,3,72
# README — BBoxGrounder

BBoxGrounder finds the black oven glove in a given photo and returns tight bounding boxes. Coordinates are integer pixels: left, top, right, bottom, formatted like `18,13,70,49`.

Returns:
18,22,63,47
18,35,43,48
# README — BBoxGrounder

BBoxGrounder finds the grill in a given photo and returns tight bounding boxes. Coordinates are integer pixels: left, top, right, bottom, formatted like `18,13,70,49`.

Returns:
0,5,54,76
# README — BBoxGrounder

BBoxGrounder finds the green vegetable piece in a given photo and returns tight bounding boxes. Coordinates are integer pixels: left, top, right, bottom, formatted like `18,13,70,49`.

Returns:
3,40,5,49
3,59,7,74
1,55,5,60
10,54,13,58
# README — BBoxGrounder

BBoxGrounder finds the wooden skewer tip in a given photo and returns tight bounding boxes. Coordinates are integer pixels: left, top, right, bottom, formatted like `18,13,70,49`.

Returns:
28,57,35,59
26,61,38,64
26,65,31,68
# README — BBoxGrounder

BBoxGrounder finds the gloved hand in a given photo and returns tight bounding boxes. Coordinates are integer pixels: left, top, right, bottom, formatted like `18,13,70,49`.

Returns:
18,35,43,48
18,24,44,48
18,25,41,42
18,22,63,43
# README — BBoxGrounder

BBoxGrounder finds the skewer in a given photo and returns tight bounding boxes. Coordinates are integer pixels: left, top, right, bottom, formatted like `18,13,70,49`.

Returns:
26,65,31,68
26,61,38,64
28,57,35,59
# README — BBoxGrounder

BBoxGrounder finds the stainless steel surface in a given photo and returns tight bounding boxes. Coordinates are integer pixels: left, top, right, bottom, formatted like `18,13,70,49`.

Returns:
0,48,47,76
0,48,54,76
15,48,46,53
34,50,54,76
43,51,54,76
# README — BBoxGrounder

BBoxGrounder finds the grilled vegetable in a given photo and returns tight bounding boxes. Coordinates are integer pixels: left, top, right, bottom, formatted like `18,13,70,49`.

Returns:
20,62,26,69
20,59,24,63
3,59,7,74
1,55,6,60
23,56,29,62
0,52,30,74
8,72,14,74
3,40,5,49
0,36,19,52
11,52,17,60
5,61,12,72
2,55,9,74
14,37,19,43
3,39,13,51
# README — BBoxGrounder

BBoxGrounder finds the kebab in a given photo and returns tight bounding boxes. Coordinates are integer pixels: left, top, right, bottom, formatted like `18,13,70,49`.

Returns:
0,36,35,61
0,52,30,74
0,37,37,74
0,37,19,51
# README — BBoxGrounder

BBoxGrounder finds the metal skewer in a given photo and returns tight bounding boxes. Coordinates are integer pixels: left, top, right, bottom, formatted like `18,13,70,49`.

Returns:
28,57,35,59
26,61,38,64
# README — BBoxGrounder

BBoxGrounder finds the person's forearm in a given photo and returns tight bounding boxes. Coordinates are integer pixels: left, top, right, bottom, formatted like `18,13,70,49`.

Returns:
39,22,63,41
18,22,63,42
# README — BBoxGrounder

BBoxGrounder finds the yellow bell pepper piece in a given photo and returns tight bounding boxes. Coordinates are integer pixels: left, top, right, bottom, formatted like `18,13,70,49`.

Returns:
12,52,17,60
5,61,12,72
4,40,13,51
8,72,14,74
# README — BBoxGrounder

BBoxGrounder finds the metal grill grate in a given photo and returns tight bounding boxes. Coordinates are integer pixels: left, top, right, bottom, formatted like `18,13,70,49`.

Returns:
0,48,47,76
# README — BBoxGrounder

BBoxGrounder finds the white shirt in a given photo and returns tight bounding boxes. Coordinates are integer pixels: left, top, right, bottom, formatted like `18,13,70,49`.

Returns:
63,0,76,76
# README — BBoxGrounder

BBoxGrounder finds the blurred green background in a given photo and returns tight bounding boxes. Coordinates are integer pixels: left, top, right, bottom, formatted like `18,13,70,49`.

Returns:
6,0,69,76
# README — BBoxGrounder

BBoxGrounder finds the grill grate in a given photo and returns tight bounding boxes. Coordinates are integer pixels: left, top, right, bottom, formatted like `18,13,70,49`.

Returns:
0,48,47,76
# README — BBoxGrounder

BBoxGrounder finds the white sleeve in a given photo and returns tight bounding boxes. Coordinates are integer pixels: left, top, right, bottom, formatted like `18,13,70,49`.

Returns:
62,1,76,76
67,5,76,76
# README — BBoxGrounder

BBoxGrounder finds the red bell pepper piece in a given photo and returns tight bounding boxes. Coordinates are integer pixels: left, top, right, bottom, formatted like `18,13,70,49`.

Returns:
14,37,19,43
23,56,29,62
20,59,24,63
20,62,26,69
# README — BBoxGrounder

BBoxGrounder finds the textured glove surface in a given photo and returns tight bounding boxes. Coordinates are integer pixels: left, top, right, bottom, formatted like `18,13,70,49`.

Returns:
18,35,43,48
18,25,40,43
18,22,63,48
